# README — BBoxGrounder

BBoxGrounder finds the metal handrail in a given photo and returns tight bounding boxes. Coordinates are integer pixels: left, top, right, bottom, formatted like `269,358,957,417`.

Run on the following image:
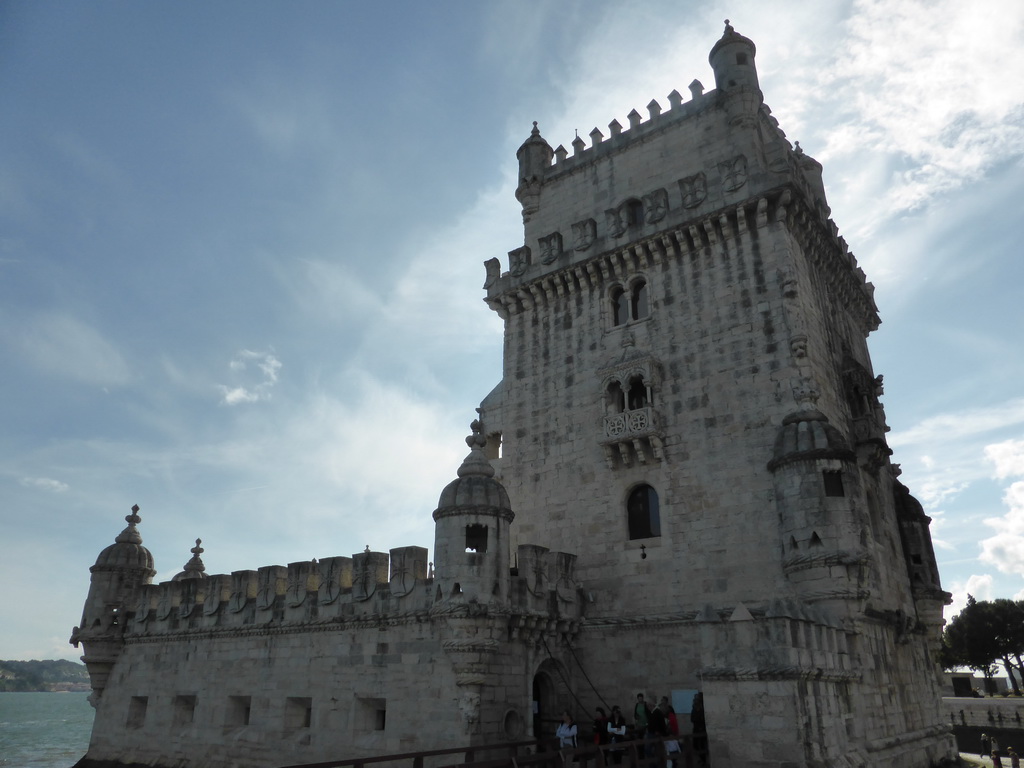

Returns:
279,734,694,768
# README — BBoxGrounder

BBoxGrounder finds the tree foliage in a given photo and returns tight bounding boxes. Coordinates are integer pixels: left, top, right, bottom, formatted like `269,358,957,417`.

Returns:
942,596,1024,695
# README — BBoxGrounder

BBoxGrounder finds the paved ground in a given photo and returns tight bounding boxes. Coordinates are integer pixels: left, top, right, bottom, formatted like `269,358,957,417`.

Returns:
961,751,1023,767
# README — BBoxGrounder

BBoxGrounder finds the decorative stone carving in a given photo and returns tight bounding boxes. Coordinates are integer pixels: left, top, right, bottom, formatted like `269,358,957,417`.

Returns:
605,207,627,238
155,587,173,620
352,555,375,602
483,257,501,289
572,218,596,251
317,558,342,605
538,231,563,265
643,188,669,223
458,690,481,733
286,568,309,608
178,580,197,618
679,172,707,208
508,246,531,277
202,576,225,616
389,547,426,598
228,572,252,614
720,154,748,192
256,568,280,611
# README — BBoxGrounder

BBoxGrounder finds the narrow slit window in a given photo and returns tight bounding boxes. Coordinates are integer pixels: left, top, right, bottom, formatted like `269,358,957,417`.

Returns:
611,287,628,326
631,280,649,320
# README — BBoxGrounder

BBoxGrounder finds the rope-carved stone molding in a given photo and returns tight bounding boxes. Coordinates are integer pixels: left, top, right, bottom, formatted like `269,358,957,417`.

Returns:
783,549,870,574
442,638,500,654
700,665,861,683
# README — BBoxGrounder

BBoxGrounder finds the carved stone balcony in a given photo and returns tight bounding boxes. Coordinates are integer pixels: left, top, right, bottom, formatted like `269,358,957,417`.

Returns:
599,406,664,467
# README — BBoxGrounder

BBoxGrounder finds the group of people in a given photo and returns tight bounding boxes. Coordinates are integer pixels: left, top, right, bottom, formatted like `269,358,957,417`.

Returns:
555,693,684,765
980,733,1021,768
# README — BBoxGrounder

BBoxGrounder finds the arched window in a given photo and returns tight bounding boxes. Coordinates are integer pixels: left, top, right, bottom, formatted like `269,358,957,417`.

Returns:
625,199,644,227
627,376,649,410
606,381,625,413
611,286,628,326
630,280,649,320
627,484,661,540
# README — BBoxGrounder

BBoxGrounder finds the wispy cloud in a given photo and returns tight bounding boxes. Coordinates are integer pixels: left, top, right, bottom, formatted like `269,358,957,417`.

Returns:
9,312,132,387
19,476,69,493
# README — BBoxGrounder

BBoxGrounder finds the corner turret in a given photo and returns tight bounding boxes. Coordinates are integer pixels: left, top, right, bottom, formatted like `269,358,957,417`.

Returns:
432,417,514,608
708,20,760,95
70,505,156,704
515,122,553,223
709,20,762,126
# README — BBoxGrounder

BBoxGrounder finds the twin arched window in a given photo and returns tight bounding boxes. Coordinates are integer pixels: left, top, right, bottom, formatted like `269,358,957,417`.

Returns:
627,484,661,540
611,279,649,326
606,376,651,414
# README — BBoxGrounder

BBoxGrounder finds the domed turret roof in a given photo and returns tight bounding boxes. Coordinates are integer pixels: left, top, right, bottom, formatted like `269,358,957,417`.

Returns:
172,538,208,581
709,19,756,60
768,409,855,471
92,505,156,572
433,419,512,518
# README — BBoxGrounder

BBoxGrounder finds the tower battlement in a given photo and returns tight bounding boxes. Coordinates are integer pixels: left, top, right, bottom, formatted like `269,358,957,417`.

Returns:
71,25,955,768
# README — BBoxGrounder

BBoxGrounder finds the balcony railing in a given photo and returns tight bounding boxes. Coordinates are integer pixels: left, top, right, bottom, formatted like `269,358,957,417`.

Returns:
602,406,658,442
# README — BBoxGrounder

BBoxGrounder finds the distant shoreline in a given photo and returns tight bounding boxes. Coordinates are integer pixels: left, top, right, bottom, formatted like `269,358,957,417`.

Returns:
0,659,90,693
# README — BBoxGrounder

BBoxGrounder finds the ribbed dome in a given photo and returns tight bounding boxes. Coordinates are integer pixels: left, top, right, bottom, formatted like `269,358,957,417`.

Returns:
768,409,855,471
92,505,155,572
433,420,512,517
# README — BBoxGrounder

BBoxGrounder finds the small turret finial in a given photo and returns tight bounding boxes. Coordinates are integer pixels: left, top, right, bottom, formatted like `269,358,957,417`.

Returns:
531,121,539,136
457,411,495,478
115,504,144,545
176,538,207,579
724,19,734,33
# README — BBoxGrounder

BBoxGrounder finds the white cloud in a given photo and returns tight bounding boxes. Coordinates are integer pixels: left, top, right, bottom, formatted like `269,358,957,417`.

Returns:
218,349,281,405
986,439,1024,479
818,0,1024,222
974,440,1024,576
889,399,1024,449
979,480,1024,575
19,476,69,493
946,573,994,620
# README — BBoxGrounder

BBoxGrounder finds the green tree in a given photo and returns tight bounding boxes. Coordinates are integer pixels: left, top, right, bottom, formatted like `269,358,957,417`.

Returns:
943,596,1024,695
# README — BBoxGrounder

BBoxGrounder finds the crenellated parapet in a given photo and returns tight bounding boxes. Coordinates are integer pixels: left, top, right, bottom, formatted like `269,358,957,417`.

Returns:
128,545,435,639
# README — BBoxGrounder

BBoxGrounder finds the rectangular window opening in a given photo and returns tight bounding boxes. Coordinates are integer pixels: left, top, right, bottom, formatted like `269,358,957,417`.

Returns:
485,432,503,460
173,695,197,726
225,695,252,728
127,696,148,729
286,697,312,730
356,696,387,733
465,524,488,553
823,470,845,497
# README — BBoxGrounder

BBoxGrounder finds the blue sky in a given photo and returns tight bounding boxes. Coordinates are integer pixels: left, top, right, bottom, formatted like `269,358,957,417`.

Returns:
2,0,1023,661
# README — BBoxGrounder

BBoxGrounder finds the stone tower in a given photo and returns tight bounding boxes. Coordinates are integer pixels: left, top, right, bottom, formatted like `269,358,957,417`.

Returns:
479,22,955,768
70,505,156,704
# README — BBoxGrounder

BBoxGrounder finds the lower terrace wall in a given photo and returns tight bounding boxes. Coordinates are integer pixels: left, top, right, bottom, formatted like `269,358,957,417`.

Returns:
85,625,455,767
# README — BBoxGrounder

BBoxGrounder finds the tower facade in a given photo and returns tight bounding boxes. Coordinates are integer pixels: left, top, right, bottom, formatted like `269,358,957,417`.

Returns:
70,25,956,768
480,22,954,768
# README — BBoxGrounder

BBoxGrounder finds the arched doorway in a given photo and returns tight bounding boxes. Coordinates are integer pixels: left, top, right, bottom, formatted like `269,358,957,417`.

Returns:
532,659,570,741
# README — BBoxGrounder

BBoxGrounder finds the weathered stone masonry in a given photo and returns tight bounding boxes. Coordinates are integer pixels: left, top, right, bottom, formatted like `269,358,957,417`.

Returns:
72,24,956,768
